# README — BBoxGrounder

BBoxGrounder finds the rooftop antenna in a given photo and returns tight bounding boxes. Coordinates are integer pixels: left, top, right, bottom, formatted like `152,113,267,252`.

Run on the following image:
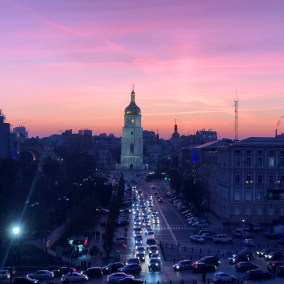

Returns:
132,84,134,92
234,89,239,140
157,129,159,134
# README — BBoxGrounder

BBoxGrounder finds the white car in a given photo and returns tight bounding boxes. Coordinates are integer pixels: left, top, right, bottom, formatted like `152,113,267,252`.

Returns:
190,235,205,243
0,270,10,280
213,272,236,283
61,272,88,282
243,239,255,247
28,270,54,280
106,273,134,282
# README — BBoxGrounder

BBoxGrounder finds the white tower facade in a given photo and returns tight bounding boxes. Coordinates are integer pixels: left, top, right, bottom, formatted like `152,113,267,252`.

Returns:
117,89,146,170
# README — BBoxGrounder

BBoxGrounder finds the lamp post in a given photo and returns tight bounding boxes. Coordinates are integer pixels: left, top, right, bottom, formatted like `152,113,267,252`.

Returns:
10,227,20,284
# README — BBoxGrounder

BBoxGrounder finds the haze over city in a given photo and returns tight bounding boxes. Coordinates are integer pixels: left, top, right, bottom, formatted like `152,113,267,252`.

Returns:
1,0,284,139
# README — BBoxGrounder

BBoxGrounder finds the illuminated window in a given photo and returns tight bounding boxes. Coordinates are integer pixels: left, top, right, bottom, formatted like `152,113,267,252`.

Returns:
131,119,134,124
269,157,275,167
130,144,134,154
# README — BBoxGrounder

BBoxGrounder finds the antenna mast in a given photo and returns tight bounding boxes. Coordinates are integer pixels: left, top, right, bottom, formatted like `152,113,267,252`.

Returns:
234,92,239,140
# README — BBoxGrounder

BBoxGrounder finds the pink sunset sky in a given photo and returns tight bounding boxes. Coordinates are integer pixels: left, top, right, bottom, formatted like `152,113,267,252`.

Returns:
1,0,284,139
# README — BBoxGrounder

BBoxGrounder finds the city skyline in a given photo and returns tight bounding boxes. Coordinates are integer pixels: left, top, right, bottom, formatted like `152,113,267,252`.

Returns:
1,0,284,139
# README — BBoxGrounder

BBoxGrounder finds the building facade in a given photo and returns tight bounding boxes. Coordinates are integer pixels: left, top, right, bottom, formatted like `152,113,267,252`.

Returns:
117,89,147,170
194,137,284,225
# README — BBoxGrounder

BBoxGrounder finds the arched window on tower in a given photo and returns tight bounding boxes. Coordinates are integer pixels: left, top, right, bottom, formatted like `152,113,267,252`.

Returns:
130,144,134,154
131,119,134,124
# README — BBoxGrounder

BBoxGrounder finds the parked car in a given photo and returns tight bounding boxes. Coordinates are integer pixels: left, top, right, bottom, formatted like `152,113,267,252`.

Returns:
118,278,144,284
118,264,141,274
81,267,102,278
246,269,272,280
243,239,255,247
61,272,88,282
13,278,37,284
201,233,214,240
265,252,283,260
173,260,193,271
102,263,124,274
3,267,16,275
251,223,261,232
190,235,205,243
212,272,236,283
234,262,258,272
106,273,134,282
27,271,54,280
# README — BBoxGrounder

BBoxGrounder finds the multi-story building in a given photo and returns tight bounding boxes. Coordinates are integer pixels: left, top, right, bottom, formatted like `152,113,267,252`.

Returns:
194,137,284,225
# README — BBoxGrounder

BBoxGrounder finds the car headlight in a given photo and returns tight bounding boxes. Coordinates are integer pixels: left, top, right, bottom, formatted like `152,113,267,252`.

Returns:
269,256,272,258
155,263,158,266
176,266,180,269
106,268,108,270
142,257,145,259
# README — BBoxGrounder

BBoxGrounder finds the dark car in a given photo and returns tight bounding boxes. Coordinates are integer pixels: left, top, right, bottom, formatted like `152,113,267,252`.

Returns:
257,248,274,257
229,254,248,264
116,221,129,227
13,278,38,284
266,252,283,260
191,262,216,273
82,267,102,278
173,260,193,271
246,269,272,280
102,263,124,274
53,267,76,277
234,262,258,272
267,261,284,271
199,256,220,266
118,278,144,284
276,266,284,277
118,264,141,274
3,267,16,275
148,258,161,271
158,198,163,203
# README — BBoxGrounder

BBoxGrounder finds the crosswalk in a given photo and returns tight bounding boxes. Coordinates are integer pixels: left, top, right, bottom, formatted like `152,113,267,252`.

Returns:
158,226,190,230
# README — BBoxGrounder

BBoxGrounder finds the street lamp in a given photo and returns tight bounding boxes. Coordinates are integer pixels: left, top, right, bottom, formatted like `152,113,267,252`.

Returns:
10,227,20,284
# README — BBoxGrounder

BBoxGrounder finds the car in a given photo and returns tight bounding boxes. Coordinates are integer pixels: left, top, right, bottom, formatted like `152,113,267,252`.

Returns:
158,198,163,203
148,258,161,270
199,256,220,266
136,246,146,254
241,231,253,238
118,264,141,274
13,277,38,284
27,270,54,280
53,267,76,277
265,252,283,260
145,226,152,234
61,272,88,282
243,239,255,247
245,269,272,280
152,217,160,224
191,262,216,273
151,185,155,189
150,253,160,259
229,254,248,264
102,263,124,274
213,272,236,283
126,258,139,265
234,262,258,272
267,261,284,271
149,245,159,257
201,233,214,240
117,221,130,227
0,270,10,280
118,278,144,284
81,267,102,278
106,273,134,282
190,235,205,243
156,195,161,199
134,235,143,246
3,267,16,275
173,260,193,271
251,223,261,232
135,252,145,261
257,248,274,257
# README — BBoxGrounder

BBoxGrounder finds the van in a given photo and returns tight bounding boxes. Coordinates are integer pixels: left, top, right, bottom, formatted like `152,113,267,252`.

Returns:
213,234,232,243
146,235,156,247
113,236,127,244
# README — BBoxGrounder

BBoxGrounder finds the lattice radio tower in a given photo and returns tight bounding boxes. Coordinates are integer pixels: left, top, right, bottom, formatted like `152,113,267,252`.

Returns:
234,92,239,140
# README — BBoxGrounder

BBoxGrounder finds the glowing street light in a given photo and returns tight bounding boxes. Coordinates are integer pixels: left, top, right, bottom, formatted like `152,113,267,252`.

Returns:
13,227,19,234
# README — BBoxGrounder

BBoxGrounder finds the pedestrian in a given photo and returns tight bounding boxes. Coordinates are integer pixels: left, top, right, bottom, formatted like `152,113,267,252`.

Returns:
202,272,206,283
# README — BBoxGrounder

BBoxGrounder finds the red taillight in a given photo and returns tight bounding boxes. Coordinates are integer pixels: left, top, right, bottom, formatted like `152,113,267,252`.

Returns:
195,265,197,269
238,265,240,267
73,269,76,271
272,263,275,266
